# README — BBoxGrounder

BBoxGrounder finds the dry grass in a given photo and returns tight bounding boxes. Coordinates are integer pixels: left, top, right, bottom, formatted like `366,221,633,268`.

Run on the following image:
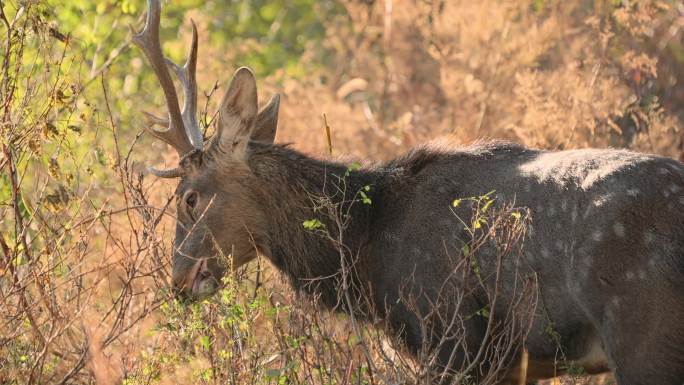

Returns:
1,0,683,384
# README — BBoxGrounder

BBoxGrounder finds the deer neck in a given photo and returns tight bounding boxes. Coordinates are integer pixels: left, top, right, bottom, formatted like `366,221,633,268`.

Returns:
248,142,380,310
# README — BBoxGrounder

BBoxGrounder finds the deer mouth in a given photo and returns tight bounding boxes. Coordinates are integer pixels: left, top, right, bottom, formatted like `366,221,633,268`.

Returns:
178,252,249,299
177,258,219,299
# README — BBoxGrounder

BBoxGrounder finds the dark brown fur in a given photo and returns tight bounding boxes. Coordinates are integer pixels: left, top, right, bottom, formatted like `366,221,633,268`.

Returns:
174,138,684,385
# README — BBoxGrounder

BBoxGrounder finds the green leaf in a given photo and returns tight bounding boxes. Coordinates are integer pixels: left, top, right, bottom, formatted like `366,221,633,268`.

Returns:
198,335,210,351
303,218,325,230
259,3,280,21
265,369,281,380
476,306,490,319
360,191,372,205
481,198,494,212
345,161,362,177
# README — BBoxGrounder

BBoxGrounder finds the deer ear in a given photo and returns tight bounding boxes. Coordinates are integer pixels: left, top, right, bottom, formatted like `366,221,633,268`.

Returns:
252,94,280,144
216,67,258,156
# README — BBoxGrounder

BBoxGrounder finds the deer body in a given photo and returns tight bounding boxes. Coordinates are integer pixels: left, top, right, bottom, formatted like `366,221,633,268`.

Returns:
245,141,684,384
131,1,684,383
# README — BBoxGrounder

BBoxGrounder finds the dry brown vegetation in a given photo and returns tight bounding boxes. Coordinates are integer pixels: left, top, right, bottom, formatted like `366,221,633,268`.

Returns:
1,0,683,384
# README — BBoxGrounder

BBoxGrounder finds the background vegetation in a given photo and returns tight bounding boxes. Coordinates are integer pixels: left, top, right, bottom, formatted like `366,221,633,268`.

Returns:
1,0,683,384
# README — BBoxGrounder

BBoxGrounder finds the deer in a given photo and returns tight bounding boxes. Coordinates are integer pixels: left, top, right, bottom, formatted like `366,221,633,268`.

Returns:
131,1,684,384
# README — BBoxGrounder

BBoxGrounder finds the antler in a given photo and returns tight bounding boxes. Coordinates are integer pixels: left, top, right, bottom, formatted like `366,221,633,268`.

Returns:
132,0,203,176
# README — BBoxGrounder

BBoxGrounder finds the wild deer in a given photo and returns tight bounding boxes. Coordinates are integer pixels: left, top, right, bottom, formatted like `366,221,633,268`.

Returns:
131,1,684,384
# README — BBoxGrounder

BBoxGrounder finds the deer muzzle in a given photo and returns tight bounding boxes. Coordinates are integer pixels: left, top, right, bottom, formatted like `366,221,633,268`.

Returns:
173,258,218,299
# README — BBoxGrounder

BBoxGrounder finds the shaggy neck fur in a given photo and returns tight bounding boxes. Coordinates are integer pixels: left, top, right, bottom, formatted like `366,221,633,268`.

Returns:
247,142,385,311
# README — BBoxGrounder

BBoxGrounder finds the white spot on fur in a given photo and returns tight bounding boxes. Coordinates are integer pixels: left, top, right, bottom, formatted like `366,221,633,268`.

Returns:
669,184,681,194
625,271,635,281
613,222,625,238
658,167,670,175
577,245,589,259
644,231,655,244
593,193,615,208
579,265,590,281
626,188,640,197
638,269,647,280
611,297,620,307
524,184,532,193
592,231,603,242
561,199,568,212
571,205,578,223
556,240,564,251
548,206,556,217
541,247,551,259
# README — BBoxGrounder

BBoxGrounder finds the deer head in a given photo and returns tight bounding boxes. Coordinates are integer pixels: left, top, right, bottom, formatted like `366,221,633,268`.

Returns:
133,0,280,298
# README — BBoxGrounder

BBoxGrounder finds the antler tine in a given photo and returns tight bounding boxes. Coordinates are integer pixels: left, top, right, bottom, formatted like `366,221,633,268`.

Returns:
142,111,169,127
147,165,184,178
164,21,203,148
132,0,195,155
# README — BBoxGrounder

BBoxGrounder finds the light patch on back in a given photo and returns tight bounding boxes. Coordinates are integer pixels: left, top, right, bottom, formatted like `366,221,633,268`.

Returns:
626,188,640,197
592,231,603,242
517,149,651,189
613,222,625,238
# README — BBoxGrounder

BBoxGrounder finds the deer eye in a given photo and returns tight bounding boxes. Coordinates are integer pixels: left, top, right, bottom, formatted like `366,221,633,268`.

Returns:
184,191,198,209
